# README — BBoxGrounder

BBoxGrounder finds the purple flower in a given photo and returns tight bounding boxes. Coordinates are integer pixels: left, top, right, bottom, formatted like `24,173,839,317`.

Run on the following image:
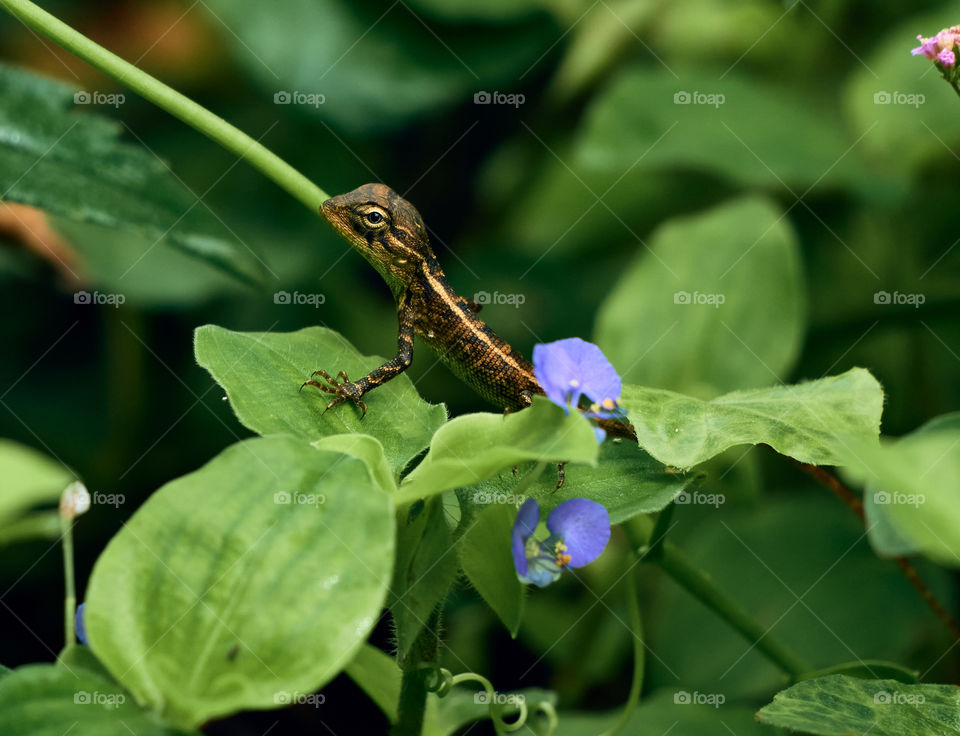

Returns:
532,338,624,421
75,602,88,645
912,34,939,60
512,498,611,587
912,27,960,66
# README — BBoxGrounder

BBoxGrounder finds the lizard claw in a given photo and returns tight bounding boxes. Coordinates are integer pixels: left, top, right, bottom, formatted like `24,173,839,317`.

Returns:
301,369,368,418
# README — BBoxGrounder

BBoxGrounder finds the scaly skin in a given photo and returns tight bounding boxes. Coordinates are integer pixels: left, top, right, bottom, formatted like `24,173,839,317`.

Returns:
305,183,635,441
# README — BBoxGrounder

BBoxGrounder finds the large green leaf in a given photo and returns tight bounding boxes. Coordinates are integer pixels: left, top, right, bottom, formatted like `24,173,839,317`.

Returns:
620,368,883,469
595,196,804,395
468,440,695,525
194,325,447,476
758,675,960,736
0,664,195,736
84,435,394,728
0,438,74,526
458,502,525,636
579,66,868,193
397,397,598,503
201,0,556,132
0,63,266,284
842,413,960,567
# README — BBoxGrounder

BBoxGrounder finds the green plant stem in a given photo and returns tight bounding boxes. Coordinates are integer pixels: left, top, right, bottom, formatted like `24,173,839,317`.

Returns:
392,609,439,736
598,564,643,736
653,540,810,679
60,514,76,649
0,0,328,212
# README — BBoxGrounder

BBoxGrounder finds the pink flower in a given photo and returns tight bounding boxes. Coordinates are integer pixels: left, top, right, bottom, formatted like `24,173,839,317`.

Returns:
912,34,938,60
912,27,960,66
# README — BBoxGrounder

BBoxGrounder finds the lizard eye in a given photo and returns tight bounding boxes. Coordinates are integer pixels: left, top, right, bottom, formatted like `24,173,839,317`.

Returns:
364,210,385,226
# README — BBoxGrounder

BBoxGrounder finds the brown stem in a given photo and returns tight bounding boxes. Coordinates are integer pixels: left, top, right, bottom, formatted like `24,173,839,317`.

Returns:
792,459,960,642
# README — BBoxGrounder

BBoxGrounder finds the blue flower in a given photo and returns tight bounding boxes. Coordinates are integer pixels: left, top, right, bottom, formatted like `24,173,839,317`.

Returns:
512,498,611,587
533,338,624,422
75,602,88,645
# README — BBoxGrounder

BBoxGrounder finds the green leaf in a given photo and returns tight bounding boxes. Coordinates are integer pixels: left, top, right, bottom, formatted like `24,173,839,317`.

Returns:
458,502,525,636
51,217,244,308
0,63,266,285
0,664,195,736
842,413,960,567
800,661,918,685
758,675,960,736
57,645,119,686
84,435,394,728
312,434,395,492
620,367,883,469
0,438,73,526
595,196,805,395
390,497,460,660
397,397,598,503
194,325,447,476
0,512,61,547
469,440,695,525
344,644,400,724
200,0,556,132
580,66,867,192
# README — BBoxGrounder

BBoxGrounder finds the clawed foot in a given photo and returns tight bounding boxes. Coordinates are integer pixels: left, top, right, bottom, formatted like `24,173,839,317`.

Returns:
300,369,368,418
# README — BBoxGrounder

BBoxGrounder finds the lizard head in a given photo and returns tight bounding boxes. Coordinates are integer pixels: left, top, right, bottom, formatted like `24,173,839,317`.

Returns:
321,183,433,291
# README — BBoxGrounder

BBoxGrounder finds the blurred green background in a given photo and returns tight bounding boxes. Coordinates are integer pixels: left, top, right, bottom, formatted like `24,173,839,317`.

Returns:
0,0,958,732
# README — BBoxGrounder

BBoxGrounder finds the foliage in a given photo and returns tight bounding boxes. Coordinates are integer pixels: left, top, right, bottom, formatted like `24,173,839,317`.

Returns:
0,0,958,734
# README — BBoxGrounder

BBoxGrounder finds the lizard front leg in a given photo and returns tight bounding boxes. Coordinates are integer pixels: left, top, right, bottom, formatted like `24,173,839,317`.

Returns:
302,291,416,417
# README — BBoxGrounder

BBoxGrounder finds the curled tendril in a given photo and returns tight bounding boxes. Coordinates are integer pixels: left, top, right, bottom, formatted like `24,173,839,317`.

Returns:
422,667,556,736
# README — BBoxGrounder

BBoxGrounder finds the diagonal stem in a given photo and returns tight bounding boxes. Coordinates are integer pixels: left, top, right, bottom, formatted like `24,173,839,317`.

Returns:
0,0,328,212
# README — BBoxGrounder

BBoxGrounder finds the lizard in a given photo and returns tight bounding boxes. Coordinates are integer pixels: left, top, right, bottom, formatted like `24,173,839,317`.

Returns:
302,183,636,452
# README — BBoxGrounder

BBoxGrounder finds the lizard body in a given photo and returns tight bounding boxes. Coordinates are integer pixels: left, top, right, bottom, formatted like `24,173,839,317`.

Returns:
306,183,634,441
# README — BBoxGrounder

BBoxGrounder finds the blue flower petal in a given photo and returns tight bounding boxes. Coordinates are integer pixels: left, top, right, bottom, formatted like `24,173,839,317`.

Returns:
533,338,623,417
594,427,607,444
75,602,88,645
546,498,611,568
512,498,540,577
